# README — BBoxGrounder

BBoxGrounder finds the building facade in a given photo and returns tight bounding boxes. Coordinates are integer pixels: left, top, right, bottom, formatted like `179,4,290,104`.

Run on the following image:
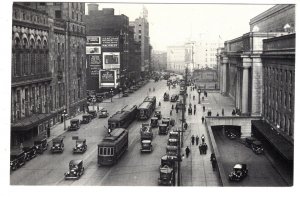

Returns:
11,2,86,146
84,5,130,92
152,51,167,71
167,45,186,73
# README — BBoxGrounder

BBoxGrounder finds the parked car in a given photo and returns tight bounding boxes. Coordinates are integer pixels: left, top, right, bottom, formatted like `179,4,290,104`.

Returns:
34,136,48,154
23,146,37,161
170,94,178,102
88,110,97,119
51,137,64,153
68,119,80,131
228,164,248,181
64,160,85,180
10,150,26,171
98,108,109,118
159,124,168,135
140,140,153,153
73,139,87,154
80,114,91,124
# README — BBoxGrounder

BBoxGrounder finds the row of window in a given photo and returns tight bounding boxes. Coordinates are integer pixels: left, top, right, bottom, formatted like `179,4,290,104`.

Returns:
264,84,293,111
13,8,47,25
264,66,293,85
99,147,114,156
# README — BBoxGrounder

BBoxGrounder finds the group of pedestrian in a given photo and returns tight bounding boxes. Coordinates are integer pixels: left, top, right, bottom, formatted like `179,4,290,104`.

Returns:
191,135,200,146
199,142,208,154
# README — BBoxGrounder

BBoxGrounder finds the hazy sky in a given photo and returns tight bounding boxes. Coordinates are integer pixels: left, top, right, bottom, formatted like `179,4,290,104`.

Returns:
86,3,274,51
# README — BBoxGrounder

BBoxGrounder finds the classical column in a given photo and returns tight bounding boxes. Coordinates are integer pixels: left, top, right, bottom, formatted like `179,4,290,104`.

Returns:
241,56,252,115
221,56,228,95
251,55,263,116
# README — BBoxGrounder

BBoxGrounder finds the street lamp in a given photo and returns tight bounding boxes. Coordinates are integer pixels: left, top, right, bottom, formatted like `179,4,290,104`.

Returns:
110,89,113,102
63,109,67,130
198,89,201,104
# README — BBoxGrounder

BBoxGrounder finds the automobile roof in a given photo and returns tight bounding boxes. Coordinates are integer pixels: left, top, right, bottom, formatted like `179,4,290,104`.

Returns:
151,117,158,120
71,119,79,122
233,164,246,169
159,124,167,127
141,140,152,144
70,160,83,165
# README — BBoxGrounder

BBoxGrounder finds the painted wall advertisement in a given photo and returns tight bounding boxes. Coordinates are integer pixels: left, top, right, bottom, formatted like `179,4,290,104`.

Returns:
99,70,117,88
101,36,119,48
103,52,120,69
86,46,101,54
87,36,101,45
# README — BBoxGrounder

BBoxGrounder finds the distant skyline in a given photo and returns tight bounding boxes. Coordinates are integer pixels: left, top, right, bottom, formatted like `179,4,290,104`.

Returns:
85,3,274,51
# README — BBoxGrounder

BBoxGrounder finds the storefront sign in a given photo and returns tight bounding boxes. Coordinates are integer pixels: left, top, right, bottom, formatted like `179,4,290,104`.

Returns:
99,70,118,88
89,55,102,65
87,36,101,45
90,65,101,76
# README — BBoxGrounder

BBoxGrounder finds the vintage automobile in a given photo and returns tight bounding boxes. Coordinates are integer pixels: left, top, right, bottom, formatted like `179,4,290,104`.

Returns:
123,90,129,97
159,124,168,135
170,94,178,102
88,110,97,119
150,117,159,128
80,114,91,124
10,150,26,171
98,108,109,118
68,119,80,131
140,140,153,153
51,137,64,153
228,164,248,181
163,93,170,101
140,123,153,141
169,131,179,140
188,107,192,115
167,138,179,147
225,130,239,140
158,165,175,186
34,136,48,154
160,154,177,168
166,145,178,157
23,146,37,161
154,111,162,120
73,139,87,153
169,118,175,127
162,117,171,127
64,160,85,180
245,137,264,154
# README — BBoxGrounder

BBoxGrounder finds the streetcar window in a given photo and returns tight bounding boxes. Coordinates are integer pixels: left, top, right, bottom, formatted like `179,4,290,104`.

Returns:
103,148,107,155
99,147,103,155
111,148,114,155
107,148,110,155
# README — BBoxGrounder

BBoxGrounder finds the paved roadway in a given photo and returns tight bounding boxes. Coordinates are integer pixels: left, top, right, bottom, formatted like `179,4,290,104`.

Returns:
10,79,185,186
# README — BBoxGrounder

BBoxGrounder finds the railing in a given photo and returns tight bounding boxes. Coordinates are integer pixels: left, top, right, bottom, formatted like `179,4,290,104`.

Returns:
12,72,52,83
263,33,295,51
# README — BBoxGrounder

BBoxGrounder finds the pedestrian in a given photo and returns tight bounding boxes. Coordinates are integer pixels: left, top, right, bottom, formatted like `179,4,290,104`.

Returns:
211,157,217,171
203,143,208,154
185,146,190,158
202,96,204,101
47,126,51,138
191,135,195,145
170,110,173,116
194,104,196,110
20,142,23,151
203,105,205,112
149,88,151,92
193,95,195,100
201,134,205,143
222,108,224,116
172,104,174,109
210,153,216,162
184,122,188,130
201,116,205,124
194,108,196,115
159,101,161,106
176,107,178,113
196,135,199,145
216,112,219,116
232,109,236,116
198,145,202,155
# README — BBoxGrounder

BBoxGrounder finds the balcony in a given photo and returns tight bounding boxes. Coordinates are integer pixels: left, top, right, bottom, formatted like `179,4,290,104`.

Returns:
12,72,52,87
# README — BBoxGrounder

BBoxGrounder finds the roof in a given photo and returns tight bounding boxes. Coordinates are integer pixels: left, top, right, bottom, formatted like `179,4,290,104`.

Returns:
70,160,83,165
159,124,167,127
252,120,293,162
160,165,173,173
151,117,158,120
11,113,55,131
103,128,126,141
138,101,152,109
144,96,156,102
233,164,245,169
141,140,151,144
109,111,130,121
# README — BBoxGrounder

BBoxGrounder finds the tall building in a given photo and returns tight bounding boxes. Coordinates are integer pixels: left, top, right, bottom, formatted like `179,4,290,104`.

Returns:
129,6,150,76
84,5,130,92
152,51,167,71
167,45,185,73
11,2,86,146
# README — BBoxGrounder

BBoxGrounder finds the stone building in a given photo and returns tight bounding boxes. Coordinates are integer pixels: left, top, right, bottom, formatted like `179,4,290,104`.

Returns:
11,2,86,146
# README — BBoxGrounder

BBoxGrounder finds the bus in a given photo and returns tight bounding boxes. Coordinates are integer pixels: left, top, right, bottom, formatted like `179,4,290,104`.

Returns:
98,128,128,166
108,105,138,130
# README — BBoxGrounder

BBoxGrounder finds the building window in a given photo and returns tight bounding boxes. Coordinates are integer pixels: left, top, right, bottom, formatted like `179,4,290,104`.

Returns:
289,93,292,110
55,10,61,19
289,71,293,85
285,70,288,83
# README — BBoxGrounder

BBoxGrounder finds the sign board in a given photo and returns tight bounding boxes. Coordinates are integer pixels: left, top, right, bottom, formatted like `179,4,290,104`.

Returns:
87,36,101,45
103,52,120,69
90,65,101,76
89,55,102,65
101,36,119,48
86,46,101,54
99,70,117,88
72,136,79,140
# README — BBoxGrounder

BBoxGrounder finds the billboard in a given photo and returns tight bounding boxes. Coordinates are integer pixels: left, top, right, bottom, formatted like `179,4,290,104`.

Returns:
101,36,119,48
90,65,101,76
89,55,102,65
86,46,101,54
103,52,120,69
99,70,117,88
87,36,101,45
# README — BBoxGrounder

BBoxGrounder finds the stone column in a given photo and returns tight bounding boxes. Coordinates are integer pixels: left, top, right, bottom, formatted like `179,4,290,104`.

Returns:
241,56,252,115
221,56,228,95
251,55,263,116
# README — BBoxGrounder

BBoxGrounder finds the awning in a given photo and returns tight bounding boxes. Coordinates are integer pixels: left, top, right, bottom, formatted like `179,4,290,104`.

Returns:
11,113,56,132
252,120,293,162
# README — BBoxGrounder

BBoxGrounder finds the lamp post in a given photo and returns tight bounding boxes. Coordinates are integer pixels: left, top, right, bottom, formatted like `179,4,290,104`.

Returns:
63,109,67,130
110,89,113,103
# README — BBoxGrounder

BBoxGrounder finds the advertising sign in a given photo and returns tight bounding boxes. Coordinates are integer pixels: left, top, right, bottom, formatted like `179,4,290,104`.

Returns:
103,52,120,69
101,36,119,48
90,66,101,76
99,70,117,88
89,55,102,65
87,36,101,45
86,46,101,54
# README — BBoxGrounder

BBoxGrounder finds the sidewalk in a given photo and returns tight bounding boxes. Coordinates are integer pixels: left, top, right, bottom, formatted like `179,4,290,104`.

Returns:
180,89,234,186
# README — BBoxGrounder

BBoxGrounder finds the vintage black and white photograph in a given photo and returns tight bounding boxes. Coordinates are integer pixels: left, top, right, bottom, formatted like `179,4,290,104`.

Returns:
3,0,298,193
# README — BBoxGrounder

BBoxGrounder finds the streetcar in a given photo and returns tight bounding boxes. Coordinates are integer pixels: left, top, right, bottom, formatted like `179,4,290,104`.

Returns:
137,96,156,120
98,128,129,166
108,105,138,130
